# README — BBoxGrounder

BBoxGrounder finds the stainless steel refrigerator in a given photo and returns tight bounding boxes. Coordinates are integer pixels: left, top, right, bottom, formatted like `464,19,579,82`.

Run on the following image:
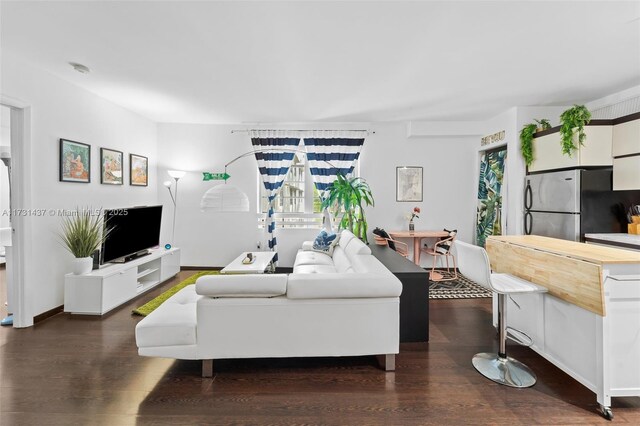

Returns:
524,169,640,241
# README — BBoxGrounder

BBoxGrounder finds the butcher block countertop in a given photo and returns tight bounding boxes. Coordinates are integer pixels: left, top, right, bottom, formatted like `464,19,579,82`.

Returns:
488,235,640,265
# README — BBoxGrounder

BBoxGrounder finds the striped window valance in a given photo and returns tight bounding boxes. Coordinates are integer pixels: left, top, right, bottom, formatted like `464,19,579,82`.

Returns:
303,138,365,191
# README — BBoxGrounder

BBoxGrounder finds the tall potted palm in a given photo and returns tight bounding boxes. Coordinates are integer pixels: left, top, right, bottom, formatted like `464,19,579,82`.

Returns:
58,208,112,275
321,173,374,243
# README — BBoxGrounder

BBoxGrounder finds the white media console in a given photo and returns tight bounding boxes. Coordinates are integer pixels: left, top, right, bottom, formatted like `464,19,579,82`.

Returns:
64,248,181,315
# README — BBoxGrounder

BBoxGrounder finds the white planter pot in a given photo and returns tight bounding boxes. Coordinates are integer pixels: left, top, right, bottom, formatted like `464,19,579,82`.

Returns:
72,257,93,275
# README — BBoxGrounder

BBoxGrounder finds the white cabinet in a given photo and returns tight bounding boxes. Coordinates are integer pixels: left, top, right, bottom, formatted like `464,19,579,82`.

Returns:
529,126,613,173
161,249,180,281
529,132,578,172
612,117,640,190
612,118,640,157
613,156,640,191
64,248,180,315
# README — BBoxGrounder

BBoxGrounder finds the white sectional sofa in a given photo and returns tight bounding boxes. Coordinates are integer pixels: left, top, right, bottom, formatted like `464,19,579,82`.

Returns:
135,230,402,376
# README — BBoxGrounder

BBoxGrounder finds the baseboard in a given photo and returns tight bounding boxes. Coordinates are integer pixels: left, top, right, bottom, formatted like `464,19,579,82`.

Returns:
180,266,294,273
181,266,223,271
34,305,64,324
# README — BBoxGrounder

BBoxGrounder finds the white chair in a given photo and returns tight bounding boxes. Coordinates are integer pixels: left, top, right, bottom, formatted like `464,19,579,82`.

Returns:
455,241,547,388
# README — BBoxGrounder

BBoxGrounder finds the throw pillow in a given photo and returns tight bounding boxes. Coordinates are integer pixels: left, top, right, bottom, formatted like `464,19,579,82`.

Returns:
435,228,457,254
313,229,340,256
373,227,396,251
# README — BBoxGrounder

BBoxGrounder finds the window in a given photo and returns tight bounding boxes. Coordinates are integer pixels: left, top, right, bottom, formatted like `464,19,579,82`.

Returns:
258,153,334,229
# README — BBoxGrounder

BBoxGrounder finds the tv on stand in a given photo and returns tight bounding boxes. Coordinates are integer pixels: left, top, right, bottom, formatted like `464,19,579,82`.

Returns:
101,205,163,264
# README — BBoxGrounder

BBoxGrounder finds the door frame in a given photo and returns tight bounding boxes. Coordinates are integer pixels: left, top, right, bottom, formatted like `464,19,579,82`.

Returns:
1,94,33,327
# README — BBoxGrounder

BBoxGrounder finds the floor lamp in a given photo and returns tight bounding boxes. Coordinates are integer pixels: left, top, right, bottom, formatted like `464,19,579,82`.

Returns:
164,170,186,247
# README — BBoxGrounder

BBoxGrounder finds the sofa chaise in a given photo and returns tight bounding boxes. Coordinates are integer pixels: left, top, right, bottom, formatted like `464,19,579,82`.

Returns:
135,230,403,376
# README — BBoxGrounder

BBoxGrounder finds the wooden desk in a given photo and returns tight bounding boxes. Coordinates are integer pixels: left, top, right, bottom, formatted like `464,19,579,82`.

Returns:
388,230,449,265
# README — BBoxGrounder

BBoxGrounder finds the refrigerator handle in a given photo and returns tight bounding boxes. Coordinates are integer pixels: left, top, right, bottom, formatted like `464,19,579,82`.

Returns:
524,211,532,235
524,180,532,211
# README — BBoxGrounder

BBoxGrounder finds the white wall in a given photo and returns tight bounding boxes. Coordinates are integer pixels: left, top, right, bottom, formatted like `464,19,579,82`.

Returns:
1,105,10,229
1,54,158,320
158,122,479,268
362,123,478,266
157,124,266,267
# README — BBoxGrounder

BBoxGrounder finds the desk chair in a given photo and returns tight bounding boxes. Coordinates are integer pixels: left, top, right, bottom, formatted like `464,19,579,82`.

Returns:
421,231,457,281
456,240,547,388
373,228,409,258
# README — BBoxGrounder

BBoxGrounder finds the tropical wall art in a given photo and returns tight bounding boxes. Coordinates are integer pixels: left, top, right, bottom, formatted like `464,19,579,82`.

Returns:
476,148,507,247
100,148,123,185
130,153,148,186
60,139,90,183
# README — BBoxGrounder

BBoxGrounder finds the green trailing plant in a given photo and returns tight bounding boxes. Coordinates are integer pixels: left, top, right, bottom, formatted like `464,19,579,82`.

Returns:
520,123,537,168
520,118,552,167
321,173,374,243
559,105,591,156
534,118,552,131
58,208,112,258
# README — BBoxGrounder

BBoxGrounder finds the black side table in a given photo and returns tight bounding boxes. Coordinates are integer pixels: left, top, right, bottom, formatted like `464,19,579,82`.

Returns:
370,244,430,342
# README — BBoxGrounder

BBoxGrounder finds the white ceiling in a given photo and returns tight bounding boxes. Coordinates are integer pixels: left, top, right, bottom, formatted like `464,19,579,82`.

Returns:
1,1,639,124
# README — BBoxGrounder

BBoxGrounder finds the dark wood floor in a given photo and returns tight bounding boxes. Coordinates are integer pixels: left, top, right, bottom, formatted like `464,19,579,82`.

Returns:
1,271,639,425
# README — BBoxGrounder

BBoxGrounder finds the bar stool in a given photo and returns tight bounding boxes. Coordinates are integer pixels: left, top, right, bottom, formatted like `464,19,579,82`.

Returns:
456,241,548,388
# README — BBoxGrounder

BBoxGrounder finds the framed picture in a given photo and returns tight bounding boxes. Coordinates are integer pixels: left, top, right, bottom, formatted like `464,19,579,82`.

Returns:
100,148,123,185
60,139,91,183
396,166,423,202
129,153,148,186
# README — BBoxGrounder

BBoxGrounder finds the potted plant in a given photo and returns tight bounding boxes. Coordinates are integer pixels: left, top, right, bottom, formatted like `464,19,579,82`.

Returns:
520,118,552,167
559,105,591,156
406,206,420,231
534,119,552,132
321,173,374,243
58,208,112,275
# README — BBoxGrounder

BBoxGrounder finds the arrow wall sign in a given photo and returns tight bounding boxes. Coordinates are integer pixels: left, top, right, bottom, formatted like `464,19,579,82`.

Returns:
202,172,230,181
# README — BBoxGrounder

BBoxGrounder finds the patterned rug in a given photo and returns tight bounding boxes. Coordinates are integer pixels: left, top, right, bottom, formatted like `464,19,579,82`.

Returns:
429,271,492,299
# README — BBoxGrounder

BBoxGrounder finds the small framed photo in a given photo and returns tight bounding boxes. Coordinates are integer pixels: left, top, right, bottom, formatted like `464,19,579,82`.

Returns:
129,153,148,186
396,166,423,202
60,139,91,183
100,148,123,185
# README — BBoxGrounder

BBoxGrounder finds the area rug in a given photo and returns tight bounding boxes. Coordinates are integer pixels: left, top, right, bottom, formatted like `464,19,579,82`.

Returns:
132,271,219,316
429,272,492,300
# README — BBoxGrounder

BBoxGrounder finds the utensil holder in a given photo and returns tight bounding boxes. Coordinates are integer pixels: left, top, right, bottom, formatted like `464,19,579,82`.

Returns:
629,223,640,235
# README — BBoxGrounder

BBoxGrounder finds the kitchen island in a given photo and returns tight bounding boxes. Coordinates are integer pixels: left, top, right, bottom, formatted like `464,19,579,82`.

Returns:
486,235,640,420
585,233,640,251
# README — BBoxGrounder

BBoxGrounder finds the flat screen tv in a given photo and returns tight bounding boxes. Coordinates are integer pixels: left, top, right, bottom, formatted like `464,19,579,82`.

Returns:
101,205,163,263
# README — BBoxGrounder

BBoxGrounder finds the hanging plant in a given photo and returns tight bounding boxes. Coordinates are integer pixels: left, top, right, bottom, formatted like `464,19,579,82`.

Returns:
520,118,551,167
519,123,537,167
534,119,552,132
559,105,591,156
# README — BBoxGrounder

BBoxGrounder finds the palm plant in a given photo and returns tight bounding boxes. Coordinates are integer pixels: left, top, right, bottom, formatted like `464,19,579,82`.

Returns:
58,208,112,258
321,173,375,243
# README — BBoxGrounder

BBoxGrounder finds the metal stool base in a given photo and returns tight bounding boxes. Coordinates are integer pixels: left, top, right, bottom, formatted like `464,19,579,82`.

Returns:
472,352,537,388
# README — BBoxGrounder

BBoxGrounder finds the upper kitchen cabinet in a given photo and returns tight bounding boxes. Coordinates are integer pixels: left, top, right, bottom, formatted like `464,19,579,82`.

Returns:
612,114,640,190
529,125,613,173
612,116,640,157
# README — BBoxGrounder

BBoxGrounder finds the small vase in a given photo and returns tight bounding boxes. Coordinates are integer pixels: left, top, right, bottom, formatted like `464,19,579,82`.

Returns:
72,257,93,275
409,222,415,231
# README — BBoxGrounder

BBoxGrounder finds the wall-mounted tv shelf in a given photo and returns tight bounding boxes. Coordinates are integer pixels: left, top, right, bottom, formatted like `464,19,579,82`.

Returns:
64,248,180,315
